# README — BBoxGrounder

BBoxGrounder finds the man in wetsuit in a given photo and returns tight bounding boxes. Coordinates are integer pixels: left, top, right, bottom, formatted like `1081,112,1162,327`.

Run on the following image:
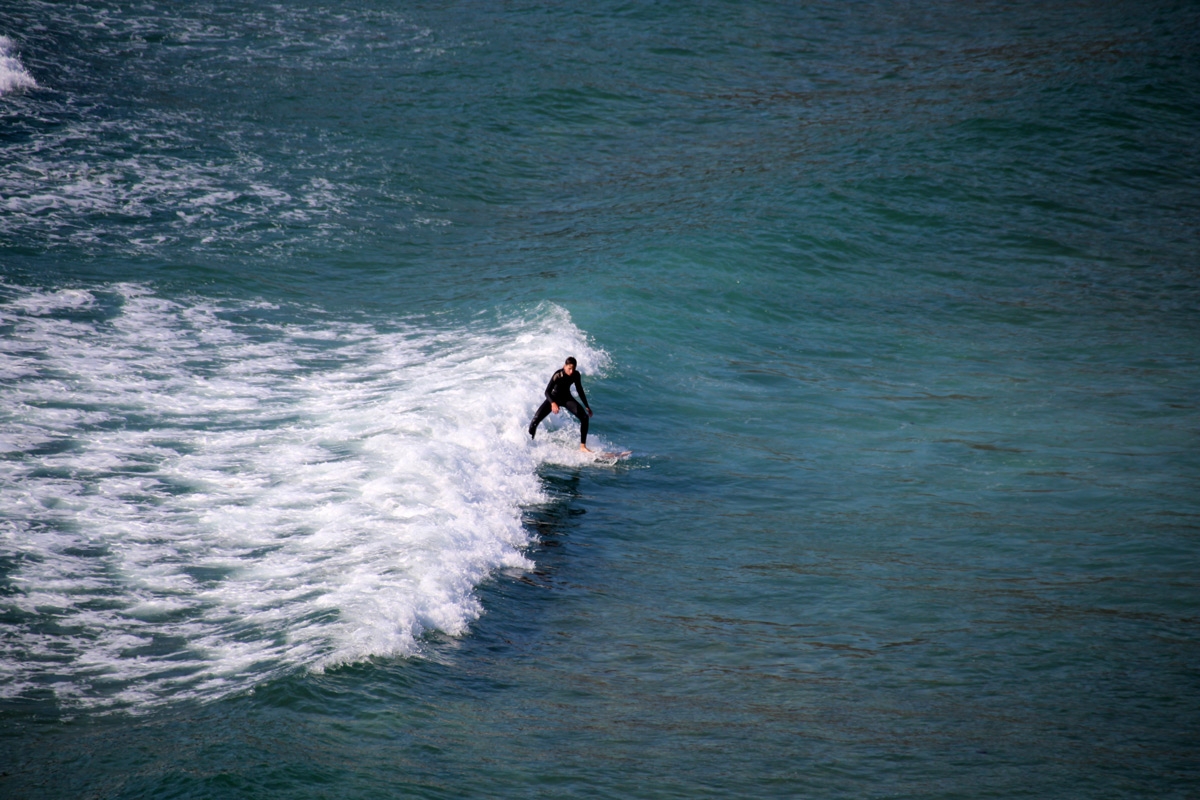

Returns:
528,356,593,451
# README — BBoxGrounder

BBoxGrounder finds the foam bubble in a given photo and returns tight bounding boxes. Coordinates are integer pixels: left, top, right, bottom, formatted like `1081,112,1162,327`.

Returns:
0,285,612,711
0,36,37,96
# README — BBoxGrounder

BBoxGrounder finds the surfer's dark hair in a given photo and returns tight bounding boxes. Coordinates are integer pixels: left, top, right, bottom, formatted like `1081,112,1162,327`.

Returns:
564,357,577,367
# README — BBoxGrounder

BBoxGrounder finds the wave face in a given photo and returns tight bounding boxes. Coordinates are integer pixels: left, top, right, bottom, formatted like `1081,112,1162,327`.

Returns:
0,285,607,710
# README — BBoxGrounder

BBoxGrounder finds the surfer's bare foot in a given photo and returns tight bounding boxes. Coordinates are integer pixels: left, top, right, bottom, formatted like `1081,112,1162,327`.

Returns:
580,444,591,452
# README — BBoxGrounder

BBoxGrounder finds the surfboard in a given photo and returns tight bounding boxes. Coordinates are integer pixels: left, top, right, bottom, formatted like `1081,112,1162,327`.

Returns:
592,450,632,463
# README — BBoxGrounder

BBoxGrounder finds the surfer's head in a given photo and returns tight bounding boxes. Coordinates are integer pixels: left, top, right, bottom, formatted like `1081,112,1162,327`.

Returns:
564,356,577,375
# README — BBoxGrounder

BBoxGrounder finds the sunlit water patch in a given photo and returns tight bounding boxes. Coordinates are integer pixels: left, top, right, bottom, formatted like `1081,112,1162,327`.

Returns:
0,4,454,258
0,285,610,710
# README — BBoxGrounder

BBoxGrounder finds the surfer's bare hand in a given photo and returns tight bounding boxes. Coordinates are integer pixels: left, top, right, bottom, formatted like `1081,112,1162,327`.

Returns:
551,402,559,414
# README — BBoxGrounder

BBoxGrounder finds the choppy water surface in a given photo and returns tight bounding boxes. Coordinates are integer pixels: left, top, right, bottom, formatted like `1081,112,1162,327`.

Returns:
2,0,1198,797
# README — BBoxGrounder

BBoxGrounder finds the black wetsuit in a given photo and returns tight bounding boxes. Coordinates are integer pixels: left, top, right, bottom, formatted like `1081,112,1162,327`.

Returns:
529,368,591,443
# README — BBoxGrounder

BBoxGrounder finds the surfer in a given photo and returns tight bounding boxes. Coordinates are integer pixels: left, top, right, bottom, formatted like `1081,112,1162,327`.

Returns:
528,356,593,451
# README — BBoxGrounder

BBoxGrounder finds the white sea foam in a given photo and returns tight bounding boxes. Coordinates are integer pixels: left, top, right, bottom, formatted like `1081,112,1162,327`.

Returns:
0,285,611,710
0,36,37,96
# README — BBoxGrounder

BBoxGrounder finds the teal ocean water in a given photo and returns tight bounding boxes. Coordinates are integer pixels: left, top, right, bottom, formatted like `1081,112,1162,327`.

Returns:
2,1,1199,796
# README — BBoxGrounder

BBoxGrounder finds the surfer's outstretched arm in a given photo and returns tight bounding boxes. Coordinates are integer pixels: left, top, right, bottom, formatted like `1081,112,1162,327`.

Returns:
543,373,559,414
572,371,592,417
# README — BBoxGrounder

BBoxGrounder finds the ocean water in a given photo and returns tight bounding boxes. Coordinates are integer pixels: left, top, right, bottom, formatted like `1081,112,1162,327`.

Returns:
1,0,1198,797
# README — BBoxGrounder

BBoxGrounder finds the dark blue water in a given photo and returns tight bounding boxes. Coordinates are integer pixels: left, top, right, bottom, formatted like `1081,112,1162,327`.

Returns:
2,1,1199,796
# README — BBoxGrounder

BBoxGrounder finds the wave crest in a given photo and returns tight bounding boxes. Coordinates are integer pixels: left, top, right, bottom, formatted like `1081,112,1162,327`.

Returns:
0,36,37,95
